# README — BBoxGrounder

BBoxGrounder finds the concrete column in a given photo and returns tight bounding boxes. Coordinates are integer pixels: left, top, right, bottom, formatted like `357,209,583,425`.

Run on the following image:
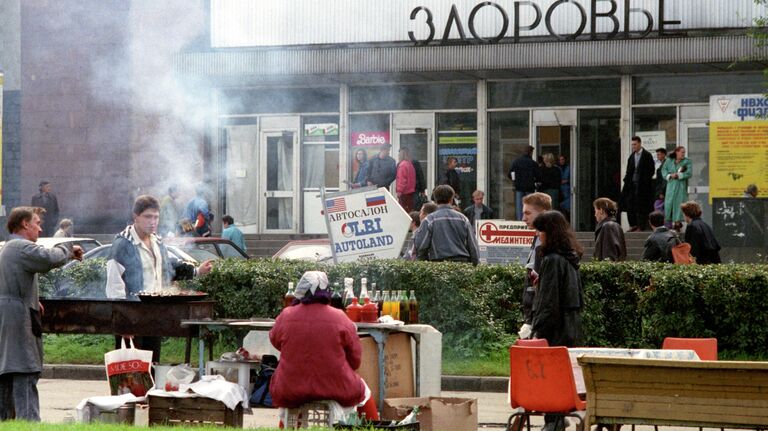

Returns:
476,80,488,201
619,74,633,228
339,84,349,187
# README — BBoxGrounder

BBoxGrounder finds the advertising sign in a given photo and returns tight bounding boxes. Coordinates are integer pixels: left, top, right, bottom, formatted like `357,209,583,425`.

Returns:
323,187,411,263
351,131,390,147
709,94,768,200
635,130,667,150
476,219,534,264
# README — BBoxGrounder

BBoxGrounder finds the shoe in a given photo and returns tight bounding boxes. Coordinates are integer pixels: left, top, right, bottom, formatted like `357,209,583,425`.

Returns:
542,417,570,431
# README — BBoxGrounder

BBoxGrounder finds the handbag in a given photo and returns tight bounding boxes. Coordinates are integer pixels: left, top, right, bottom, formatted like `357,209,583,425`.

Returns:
104,337,155,396
671,242,694,265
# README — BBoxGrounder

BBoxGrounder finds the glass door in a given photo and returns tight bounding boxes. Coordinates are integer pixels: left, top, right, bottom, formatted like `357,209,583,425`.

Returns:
394,129,431,204
223,123,259,234
260,130,299,232
682,123,712,224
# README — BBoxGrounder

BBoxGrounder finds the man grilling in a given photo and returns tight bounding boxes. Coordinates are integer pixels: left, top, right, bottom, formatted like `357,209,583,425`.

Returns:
106,195,213,362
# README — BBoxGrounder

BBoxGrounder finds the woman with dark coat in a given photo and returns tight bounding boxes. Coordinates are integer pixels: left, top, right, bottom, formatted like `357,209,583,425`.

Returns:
531,210,584,347
681,201,722,264
539,153,562,211
592,198,627,261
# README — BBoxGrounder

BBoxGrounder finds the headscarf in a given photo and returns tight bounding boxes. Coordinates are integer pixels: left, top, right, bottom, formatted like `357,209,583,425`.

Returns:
292,271,331,305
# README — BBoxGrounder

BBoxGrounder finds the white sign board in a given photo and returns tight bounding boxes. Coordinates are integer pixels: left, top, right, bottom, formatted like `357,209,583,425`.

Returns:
476,219,534,264
635,130,667,150
323,187,411,263
710,94,768,122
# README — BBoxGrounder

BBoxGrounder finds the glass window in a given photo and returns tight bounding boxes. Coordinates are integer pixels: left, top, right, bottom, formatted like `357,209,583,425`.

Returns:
488,111,529,220
220,87,339,115
302,116,340,189
218,243,248,259
437,112,477,206
489,79,621,108
349,114,390,186
633,107,677,150
350,83,476,111
182,243,220,262
633,73,765,104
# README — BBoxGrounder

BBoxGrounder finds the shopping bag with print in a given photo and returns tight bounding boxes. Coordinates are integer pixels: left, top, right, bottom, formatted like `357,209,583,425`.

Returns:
104,337,154,396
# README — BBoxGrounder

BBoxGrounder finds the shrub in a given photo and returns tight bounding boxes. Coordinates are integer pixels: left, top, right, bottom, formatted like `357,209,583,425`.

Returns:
40,258,768,357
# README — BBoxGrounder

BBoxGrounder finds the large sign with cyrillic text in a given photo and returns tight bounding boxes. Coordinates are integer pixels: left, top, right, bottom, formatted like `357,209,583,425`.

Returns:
324,188,412,263
212,0,764,48
476,219,534,264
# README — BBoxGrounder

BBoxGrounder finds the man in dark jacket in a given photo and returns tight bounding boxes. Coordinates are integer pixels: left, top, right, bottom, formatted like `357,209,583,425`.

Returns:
106,195,213,361
642,211,677,262
439,157,461,203
30,181,59,237
621,136,656,231
462,190,494,225
508,146,541,220
365,144,397,188
414,185,478,264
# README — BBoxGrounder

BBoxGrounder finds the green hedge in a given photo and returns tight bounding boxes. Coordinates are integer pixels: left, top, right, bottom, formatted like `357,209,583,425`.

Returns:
40,259,768,358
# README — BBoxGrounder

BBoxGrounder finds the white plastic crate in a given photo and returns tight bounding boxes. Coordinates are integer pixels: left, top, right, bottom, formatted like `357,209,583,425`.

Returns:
284,401,334,429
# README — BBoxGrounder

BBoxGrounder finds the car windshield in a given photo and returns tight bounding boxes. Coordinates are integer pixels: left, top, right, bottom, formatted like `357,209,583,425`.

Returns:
76,240,101,253
219,243,247,259
182,243,220,262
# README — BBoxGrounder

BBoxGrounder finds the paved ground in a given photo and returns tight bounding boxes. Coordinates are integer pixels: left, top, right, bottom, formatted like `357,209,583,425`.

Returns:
39,378,708,430
39,378,518,429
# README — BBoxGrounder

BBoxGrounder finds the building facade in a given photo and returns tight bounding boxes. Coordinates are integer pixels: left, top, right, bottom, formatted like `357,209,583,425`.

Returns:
178,0,767,234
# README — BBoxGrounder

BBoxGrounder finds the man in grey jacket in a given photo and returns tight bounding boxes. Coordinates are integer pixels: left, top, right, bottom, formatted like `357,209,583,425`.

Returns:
642,211,678,262
0,207,83,421
414,185,478,264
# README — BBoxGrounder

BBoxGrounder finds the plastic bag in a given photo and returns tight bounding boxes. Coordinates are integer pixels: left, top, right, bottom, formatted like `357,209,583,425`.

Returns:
165,364,196,391
105,337,154,397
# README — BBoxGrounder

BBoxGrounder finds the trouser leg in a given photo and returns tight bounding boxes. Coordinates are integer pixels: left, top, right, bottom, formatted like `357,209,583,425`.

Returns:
11,373,40,421
0,374,14,420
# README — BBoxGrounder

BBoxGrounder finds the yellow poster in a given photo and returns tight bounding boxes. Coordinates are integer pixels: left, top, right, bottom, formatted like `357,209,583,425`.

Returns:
709,94,768,200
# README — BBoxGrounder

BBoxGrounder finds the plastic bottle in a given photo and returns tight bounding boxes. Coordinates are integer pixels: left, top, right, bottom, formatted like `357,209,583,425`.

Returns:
361,297,378,323
283,282,295,308
399,290,409,324
346,297,362,322
408,290,419,324
381,291,391,317
331,282,344,310
372,285,383,318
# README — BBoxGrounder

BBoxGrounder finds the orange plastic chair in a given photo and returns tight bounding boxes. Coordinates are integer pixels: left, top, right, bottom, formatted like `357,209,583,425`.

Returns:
515,338,549,347
662,337,718,361
508,346,585,431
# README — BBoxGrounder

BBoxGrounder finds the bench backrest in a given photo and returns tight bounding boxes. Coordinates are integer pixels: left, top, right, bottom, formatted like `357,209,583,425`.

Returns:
578,356,768,428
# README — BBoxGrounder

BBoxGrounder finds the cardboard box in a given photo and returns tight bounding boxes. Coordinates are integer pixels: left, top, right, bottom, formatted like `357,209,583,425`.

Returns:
356,332,415,399
382,397,478,431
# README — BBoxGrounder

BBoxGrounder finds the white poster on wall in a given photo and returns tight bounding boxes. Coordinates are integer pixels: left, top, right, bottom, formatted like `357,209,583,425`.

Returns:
635,131,667,150
323,187,411,263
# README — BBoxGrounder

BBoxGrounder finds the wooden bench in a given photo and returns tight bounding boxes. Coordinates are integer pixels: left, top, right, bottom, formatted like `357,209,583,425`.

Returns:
578,356,768,430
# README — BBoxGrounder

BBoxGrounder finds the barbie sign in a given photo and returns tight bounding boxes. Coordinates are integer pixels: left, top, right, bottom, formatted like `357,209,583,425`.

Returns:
352,131,390,147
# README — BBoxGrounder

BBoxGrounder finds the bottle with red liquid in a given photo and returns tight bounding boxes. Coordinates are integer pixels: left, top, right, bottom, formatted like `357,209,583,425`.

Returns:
345,297,362,322
283,282,295,308
361,297,378,323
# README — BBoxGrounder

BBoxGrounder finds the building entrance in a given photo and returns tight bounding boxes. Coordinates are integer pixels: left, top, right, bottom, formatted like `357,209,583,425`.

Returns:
260,116,300,233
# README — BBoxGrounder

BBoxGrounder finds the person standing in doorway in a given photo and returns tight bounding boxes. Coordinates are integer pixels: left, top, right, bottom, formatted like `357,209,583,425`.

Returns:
662,146,692,231
653,148,668,215
593,198,627,261
30,181,59,237
0,207,83,421
558,155,571,216
439,157,461,205
539,153,562,212
366,144,397,189
508,146,541,221
222,215,246,253
621,136,655,231
396,147,417,212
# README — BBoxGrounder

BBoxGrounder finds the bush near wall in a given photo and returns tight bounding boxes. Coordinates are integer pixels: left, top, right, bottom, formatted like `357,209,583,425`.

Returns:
40,259,768,357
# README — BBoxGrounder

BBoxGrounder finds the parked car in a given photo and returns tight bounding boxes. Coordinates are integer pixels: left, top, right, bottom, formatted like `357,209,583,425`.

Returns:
0,237,102,253
164,237,250,261
60,243,196,270
273,239,333,263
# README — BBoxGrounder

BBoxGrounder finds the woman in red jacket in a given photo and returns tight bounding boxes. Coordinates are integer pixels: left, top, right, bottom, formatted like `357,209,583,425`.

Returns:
270,271,377,424
396,147,417,212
